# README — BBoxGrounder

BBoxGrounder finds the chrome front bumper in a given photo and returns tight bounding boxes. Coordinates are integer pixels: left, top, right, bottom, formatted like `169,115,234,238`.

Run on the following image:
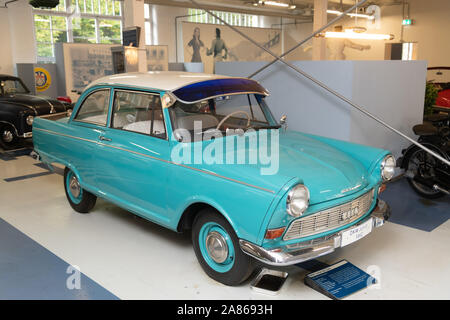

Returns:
239,199,390,266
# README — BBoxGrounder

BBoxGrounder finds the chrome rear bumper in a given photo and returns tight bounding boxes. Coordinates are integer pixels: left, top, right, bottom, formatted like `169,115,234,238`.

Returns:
239,199,390,266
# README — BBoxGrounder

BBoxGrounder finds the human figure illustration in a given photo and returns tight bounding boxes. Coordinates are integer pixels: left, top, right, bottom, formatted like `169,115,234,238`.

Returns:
187,27,204,63
207,28,228,73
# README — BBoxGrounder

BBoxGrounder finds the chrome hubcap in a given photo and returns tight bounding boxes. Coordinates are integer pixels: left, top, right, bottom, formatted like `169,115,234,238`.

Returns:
2,130,13,143
69,175,81,198
205,231,229,263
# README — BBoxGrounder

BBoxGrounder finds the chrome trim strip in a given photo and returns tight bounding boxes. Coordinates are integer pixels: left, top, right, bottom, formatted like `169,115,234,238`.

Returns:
240,200,390,266
33,127,275,194
38,111,70,119
172,91,269,105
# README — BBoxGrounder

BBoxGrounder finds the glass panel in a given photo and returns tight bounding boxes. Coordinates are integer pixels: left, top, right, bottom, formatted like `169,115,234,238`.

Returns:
85,0,94,13
172,78,268,103
170,94,271,134
51,16,67,42
72,18,96,43
34,14,51,30
1,79,29,95
93,0,100,14
114,0,121,16
99,19,122,44
112,91,166,138
144,3,150,19
75,89,110,125
99,0,109,15
145,21,151,45
36,43,53,58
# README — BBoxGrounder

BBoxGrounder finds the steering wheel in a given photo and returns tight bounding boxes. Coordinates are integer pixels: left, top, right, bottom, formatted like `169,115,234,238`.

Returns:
216,110,251,131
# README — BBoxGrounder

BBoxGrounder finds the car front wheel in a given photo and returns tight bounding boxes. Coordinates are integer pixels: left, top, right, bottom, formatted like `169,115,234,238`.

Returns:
0,124,19,150
192,209,254,286
64,167,97,213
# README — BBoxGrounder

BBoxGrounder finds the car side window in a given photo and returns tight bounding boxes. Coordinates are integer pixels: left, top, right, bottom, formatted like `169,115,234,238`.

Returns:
111,90,166,139
74,89,110,126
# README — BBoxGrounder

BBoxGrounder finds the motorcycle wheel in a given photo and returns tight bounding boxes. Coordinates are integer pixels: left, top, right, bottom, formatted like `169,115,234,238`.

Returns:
405,146,446,199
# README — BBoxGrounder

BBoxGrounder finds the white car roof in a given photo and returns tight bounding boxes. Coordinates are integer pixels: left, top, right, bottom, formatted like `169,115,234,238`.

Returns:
85,71,237,92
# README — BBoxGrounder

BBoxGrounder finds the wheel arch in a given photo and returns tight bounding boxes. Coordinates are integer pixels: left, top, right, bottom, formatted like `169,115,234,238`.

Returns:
0,120,19,136
176,200,236,235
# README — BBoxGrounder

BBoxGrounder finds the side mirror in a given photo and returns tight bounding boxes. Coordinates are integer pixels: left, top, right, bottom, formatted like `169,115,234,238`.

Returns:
280,115,287,130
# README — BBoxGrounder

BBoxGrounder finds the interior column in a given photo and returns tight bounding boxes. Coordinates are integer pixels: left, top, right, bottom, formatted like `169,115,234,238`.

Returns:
312,0,328,60
123,0,147,72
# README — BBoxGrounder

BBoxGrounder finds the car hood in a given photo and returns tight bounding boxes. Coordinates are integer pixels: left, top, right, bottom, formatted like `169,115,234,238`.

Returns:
0,94,67,115
276,131,369,203
190,130,369,204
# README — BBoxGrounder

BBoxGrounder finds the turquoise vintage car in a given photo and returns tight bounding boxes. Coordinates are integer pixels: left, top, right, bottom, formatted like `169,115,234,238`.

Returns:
33,72,394,286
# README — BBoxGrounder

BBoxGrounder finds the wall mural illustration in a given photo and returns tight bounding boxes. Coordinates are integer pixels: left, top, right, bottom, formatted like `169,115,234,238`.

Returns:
182,22,282,74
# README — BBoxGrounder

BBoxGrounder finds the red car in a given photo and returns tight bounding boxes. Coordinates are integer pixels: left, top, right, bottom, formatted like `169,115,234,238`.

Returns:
428,67,450,110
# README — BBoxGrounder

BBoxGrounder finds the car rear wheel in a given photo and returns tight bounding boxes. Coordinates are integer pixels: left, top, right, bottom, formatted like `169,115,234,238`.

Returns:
0,124,19,150
192,209,254,286
64,167,97,213
405,147,446,199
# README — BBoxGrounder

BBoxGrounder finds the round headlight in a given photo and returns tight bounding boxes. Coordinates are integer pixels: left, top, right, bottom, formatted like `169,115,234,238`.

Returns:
26,115,34,126
286,184,310,217
381,155,396,181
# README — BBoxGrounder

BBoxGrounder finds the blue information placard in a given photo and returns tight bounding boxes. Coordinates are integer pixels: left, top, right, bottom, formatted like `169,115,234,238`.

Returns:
304,260,376,300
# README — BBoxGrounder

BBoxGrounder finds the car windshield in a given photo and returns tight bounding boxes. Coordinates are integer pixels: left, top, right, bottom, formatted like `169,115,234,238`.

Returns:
0,79,29,95
169,93,279,140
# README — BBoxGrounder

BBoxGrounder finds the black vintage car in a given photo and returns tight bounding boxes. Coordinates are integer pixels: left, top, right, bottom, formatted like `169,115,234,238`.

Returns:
0,74,72,149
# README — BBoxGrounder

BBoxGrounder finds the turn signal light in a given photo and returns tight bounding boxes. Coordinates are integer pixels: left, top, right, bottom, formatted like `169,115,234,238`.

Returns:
265,227,286,240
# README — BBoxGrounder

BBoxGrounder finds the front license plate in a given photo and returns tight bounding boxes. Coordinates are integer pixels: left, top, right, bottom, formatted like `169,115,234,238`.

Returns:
340,218,373,247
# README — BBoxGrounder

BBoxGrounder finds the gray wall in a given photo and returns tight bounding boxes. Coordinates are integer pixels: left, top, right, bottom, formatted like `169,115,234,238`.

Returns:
216,60,427,158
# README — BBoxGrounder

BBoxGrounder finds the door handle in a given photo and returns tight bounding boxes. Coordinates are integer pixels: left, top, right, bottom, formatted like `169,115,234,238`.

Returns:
99,136,112,142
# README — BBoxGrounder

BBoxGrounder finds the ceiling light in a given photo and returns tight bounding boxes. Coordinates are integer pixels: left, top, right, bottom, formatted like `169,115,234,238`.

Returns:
323,30,394,40
258,1,296,9
327,9,374,20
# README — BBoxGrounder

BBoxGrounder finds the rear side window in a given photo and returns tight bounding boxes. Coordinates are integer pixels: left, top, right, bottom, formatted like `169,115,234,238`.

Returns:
74,89,110,126
111,90,166,139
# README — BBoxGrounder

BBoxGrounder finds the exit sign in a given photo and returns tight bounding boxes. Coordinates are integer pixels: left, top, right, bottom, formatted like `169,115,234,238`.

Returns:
402,19,413,25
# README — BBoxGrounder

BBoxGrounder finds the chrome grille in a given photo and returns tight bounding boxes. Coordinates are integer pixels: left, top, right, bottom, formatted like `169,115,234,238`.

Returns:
283,189,375,241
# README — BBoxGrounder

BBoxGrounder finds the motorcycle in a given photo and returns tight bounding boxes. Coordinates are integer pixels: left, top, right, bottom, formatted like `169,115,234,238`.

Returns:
398,113,450,199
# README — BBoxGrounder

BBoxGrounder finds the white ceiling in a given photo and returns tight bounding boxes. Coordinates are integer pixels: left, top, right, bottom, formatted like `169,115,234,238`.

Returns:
147,0,403,19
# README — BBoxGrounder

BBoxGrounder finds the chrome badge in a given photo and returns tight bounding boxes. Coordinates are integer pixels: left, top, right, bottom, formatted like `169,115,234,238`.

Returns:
341,184,362,194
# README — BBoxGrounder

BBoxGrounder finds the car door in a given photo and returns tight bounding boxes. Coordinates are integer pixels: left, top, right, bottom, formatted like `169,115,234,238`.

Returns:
69,87,112,189
93,88,171,226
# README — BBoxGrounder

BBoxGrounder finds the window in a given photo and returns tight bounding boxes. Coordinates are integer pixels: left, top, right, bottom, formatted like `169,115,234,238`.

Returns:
187,8,258,27
34,14,68,62
75,89,110,125
0,79,29,95
72,18,96,43
112,90,166,139
170,94,271,135
144,3,157,45
33,0,123,62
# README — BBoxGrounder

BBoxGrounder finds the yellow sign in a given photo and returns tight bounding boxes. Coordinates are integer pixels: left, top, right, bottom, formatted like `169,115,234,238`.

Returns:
34,67,51,92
